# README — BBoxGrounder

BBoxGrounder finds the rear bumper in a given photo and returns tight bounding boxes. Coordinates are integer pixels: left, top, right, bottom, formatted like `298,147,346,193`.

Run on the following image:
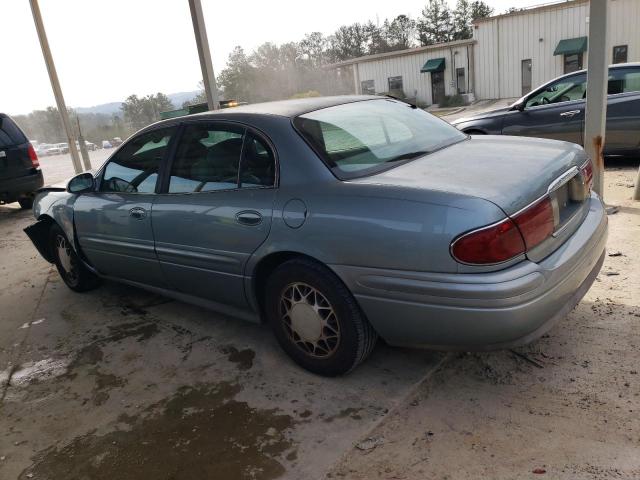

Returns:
0,171,44,202
331,193,608,350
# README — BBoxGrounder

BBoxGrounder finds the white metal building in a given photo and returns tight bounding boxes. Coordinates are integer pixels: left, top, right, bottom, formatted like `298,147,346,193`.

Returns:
330,0,640,105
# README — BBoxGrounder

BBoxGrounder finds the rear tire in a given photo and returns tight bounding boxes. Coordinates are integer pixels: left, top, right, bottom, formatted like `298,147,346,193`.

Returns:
18,197,34,209
265,258,377,376
49,224,100,292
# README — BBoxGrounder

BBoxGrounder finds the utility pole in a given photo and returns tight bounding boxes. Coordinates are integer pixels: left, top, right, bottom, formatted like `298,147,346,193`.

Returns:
583,0,608,200
29,0,84,174
188,0,220,110
76,116,91,170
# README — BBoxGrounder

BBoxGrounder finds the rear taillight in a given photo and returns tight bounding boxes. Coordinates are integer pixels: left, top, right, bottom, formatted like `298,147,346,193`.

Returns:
512,197,554,250
580,159,593,192
451,218,526,265
28,144,40,168
451,196,555,265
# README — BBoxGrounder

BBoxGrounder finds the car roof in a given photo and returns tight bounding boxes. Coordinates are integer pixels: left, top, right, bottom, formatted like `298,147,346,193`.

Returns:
188,95,381,119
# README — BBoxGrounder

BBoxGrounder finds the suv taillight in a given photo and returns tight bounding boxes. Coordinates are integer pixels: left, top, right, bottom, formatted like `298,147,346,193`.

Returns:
28,144,40,168
451,196,555,265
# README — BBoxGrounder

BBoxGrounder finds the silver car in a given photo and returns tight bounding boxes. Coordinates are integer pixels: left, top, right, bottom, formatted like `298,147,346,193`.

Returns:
25,96,607,375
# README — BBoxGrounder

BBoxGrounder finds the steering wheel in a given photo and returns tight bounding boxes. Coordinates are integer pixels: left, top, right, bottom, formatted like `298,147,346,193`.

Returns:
541,97,550,105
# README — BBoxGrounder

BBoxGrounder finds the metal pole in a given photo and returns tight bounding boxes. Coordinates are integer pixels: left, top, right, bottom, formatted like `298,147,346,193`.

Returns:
188,0,220,110
76,116,91,170
29,0,83,174
583,0,608,199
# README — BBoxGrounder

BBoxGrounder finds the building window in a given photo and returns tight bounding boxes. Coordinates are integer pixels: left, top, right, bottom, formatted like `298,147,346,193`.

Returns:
456,68,466,94
613,45,628,64
361,80,375,95
388,76,403,93
564,53,583,74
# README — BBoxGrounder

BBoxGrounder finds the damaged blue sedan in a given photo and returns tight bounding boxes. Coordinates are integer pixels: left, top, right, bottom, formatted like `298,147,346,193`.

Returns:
25,96,607,375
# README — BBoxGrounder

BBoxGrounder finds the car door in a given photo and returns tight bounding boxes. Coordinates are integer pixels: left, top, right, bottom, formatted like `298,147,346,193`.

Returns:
151,121,277,309
604,66,640,156
502,72,587,145
73,126,177,287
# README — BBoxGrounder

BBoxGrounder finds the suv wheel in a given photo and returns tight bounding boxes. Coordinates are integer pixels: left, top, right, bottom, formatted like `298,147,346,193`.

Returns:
265,258,377,376
49,224,100,292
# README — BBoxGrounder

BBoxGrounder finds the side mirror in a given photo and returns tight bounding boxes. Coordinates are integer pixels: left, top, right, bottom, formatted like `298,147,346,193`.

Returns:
67,172,95,194
511,100,526,112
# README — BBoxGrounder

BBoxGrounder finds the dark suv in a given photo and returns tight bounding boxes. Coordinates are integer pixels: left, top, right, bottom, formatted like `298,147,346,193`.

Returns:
0,114,43,209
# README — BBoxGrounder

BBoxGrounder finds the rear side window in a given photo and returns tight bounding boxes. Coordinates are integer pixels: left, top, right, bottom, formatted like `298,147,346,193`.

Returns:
294,99,465,179
100,127,175,193
0,116,27,148
608,68,640,95
168,124,244,193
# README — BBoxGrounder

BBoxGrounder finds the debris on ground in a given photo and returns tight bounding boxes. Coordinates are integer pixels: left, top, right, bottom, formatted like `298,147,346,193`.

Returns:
355,437,385,452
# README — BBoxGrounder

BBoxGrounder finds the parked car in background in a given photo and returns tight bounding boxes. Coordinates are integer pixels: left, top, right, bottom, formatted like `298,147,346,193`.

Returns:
75,140,97,151
57,143,69,154
101,140,112,149
453,63,640,157
35,143,52,156
111,137,123,147
44,144,62,156
0,113,43,209
25,96,607,375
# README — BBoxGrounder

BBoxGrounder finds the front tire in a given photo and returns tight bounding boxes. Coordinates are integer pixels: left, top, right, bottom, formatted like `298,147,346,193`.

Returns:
265,258,377,376
49,224,100,292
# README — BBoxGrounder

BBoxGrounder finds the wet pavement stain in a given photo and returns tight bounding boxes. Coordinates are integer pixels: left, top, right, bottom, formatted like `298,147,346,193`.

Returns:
221,345,256,371
20,381,295,480
323,407,363,422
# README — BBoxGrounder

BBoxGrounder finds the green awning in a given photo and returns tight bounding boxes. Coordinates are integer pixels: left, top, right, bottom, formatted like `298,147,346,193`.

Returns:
554,37,588,56
421,57,446,73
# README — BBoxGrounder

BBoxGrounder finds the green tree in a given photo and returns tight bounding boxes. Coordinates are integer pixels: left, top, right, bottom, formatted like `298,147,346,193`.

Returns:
387,15,417,50
121,93,173,130
470,0,493,21
328,23,369,61
452,0,473,40
417,0,453,46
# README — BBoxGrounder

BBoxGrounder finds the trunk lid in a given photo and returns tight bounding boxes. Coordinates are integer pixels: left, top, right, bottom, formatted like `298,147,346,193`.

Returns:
354,135,591,262
356,135,587,215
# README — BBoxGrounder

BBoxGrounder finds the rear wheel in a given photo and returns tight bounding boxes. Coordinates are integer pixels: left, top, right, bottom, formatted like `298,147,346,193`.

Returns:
265,258,377,376
49,224,100,292
18,197,34,209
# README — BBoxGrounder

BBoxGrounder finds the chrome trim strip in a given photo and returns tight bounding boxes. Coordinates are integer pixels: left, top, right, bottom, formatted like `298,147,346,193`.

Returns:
547,166,579,194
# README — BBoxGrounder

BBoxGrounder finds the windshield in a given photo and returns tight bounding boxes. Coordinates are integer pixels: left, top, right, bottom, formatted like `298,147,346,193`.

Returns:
294,99,466,179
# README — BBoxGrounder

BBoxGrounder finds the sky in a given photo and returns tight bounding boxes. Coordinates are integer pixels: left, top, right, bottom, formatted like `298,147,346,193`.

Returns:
1,0,545,115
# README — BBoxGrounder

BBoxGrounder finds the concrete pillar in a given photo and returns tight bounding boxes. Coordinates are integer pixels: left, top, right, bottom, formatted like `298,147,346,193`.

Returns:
188,0,220,110
583,0,608,199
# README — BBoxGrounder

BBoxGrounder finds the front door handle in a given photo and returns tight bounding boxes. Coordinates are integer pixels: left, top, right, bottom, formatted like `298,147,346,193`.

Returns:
560,110,581,117
129,207,147,220
236,210,262,226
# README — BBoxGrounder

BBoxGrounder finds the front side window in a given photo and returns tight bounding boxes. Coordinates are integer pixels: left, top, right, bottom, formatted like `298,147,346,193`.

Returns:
100,127,175,193
564,53,583,74
169,124,244,193
361,80,375,95
294,99,466,179
613,45,628,64
526,73,587,108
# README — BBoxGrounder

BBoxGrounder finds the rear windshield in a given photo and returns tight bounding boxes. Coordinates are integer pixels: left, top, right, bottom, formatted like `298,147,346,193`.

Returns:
0,116,27,148
294,99,466,179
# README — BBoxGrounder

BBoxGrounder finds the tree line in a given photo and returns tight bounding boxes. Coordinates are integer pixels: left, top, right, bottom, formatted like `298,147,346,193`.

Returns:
214,0,493,103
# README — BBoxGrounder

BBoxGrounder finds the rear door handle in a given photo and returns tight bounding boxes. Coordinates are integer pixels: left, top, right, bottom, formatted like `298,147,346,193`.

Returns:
236,210,262,226
560,110,581,117
129,207,147,220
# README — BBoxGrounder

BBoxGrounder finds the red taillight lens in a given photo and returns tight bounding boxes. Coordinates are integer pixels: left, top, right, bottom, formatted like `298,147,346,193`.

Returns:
28,144,40,168
580,159,593,192
451,218,526,264
512,197,554,250
452,196,556,265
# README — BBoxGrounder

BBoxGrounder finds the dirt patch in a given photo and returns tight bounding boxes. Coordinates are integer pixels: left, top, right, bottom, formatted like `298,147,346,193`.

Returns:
221,345,256,371
19,381,295,480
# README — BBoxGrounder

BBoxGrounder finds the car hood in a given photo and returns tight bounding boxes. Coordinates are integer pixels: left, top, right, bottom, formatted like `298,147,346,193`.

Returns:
452,106,512,125
354,136,587,215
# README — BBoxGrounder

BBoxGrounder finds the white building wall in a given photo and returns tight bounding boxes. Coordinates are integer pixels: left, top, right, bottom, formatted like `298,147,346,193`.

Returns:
473,0,640,99
355,44,472,105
